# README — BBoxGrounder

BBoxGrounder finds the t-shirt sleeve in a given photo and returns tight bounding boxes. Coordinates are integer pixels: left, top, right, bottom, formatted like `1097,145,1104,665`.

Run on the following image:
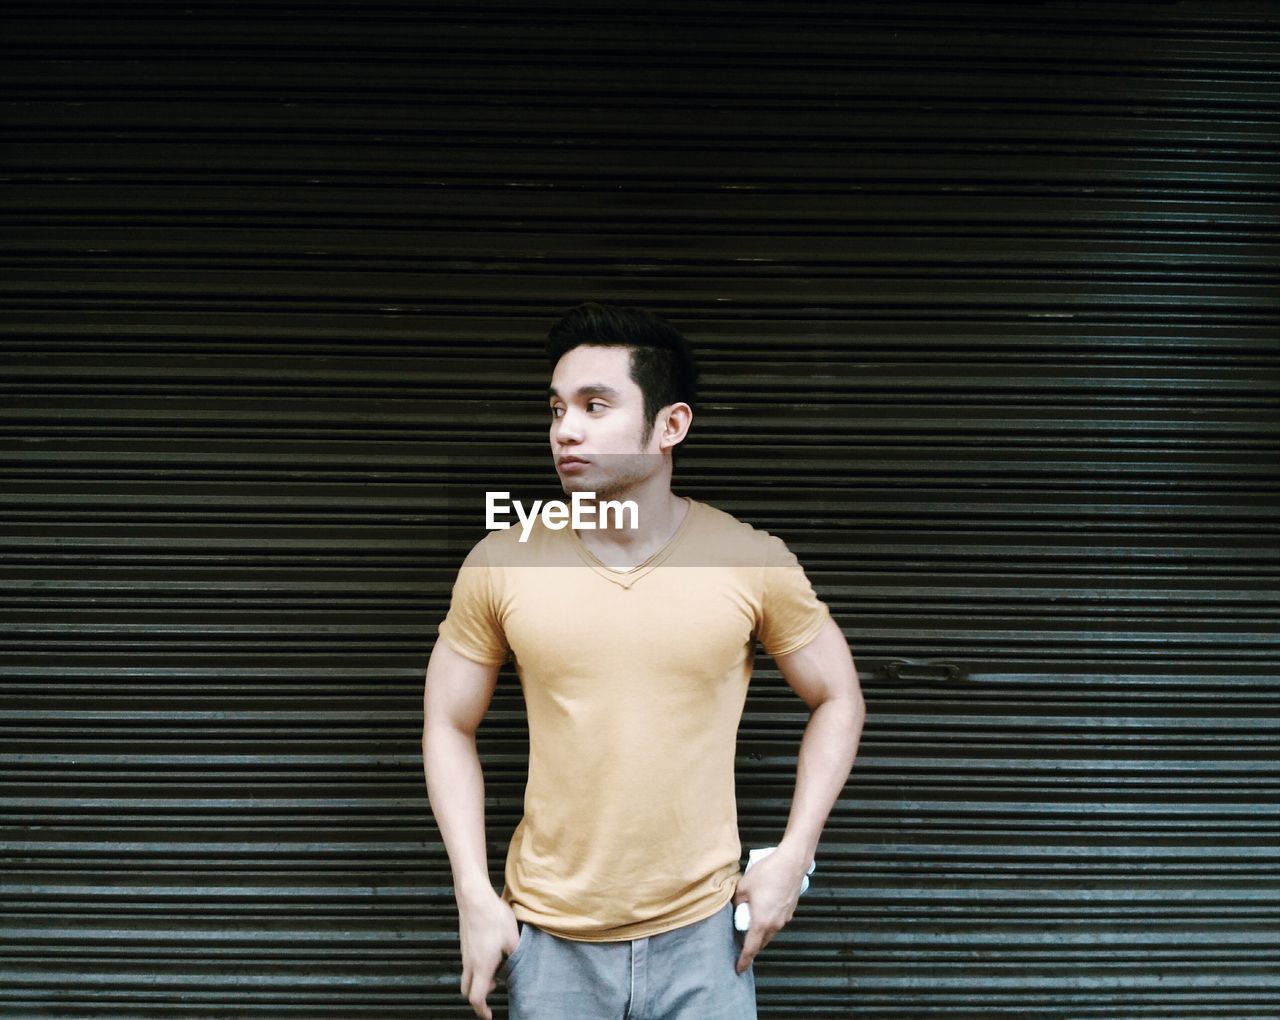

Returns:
756,534,831,657
436,540,510,666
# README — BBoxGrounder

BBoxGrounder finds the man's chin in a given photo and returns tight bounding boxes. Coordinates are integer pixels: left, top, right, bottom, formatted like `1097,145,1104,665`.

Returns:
558,476,596,495
560,478,630,503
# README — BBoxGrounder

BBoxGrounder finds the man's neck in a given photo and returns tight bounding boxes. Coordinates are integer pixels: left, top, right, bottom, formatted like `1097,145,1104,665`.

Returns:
573,475,689,568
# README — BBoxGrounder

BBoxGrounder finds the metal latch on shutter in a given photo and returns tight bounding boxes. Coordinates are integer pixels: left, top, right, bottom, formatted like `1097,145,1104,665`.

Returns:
882,660,966,683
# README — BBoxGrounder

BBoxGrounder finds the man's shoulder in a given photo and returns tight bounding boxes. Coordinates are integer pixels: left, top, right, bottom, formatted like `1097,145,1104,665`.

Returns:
687,498,789,560
453,516,574,570
452,522,524,567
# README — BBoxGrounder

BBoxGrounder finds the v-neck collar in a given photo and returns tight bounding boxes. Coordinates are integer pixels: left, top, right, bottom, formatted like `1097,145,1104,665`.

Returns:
570,496,697,589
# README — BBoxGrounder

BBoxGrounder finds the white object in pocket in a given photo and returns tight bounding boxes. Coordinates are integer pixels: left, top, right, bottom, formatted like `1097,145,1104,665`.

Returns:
733,846,816,932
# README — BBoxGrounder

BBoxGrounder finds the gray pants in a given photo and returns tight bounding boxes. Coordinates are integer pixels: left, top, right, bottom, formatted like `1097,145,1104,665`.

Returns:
498,900,757,1020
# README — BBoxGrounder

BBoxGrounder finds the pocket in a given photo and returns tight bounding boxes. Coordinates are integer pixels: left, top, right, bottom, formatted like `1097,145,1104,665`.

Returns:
498,922,532,980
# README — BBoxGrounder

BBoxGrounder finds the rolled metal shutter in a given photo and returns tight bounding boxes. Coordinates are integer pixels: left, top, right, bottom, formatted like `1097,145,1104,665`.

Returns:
2,3,1277,1017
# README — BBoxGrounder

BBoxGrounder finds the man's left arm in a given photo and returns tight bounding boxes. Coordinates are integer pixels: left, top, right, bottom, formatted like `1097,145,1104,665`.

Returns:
733,615,865,974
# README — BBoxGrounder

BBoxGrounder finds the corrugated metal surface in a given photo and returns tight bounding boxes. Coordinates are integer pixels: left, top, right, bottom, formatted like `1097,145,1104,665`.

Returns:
2,2,1278,1017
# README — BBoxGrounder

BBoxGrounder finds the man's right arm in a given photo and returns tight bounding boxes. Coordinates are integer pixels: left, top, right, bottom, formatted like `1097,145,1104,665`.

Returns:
422,636,519,1020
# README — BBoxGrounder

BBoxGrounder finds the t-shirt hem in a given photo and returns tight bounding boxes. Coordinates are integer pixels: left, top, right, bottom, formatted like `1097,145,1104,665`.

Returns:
764,601,831,658
435,627,508,667
512,885,738,943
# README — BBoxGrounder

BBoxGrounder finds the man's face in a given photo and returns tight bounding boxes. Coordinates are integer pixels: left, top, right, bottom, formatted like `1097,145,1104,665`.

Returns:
548,344,662,500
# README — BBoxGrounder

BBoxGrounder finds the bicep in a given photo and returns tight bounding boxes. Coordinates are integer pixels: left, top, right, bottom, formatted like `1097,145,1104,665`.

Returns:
771,616,861,711
423,636,502,736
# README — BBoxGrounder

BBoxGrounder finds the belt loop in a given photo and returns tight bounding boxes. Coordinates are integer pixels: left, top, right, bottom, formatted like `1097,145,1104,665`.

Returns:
629,935,650,1018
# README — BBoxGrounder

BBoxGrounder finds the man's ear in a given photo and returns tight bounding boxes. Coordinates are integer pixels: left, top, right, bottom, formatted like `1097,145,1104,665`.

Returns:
658,402,694,451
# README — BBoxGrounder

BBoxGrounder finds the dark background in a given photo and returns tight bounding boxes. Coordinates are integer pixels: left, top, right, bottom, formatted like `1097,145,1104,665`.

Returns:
2,2,1278,1017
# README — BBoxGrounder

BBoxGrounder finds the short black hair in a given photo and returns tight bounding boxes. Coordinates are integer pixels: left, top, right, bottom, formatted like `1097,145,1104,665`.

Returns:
545,301,699,463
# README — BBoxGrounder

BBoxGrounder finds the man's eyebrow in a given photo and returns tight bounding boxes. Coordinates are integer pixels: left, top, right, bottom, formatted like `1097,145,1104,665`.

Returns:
547,384,622,400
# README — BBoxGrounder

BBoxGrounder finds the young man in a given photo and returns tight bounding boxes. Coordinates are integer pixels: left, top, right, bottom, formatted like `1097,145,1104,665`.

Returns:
423,302,864,1020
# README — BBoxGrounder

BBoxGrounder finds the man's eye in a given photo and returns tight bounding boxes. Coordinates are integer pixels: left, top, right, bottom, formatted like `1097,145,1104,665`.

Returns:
550,406,564,418
586,401,604,412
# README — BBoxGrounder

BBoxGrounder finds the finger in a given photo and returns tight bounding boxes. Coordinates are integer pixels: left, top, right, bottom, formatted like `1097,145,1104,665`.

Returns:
736,928,763,974
467,973,493,1020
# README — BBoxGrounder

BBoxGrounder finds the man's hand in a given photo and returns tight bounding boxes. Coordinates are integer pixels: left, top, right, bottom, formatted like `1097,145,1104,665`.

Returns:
423,637,510,1018
457,887,520,1020
731,617,864,974
732,843,810,974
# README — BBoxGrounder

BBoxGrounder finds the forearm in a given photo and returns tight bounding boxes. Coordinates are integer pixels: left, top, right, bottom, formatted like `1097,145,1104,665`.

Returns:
423,722,496,904
777,690,865,864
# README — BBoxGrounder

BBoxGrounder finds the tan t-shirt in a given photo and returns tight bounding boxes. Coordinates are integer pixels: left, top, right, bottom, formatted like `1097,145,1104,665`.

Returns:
436,496,830,941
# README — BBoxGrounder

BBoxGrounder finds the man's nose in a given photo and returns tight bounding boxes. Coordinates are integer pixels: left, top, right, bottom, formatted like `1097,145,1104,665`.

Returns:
554,408,585,443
